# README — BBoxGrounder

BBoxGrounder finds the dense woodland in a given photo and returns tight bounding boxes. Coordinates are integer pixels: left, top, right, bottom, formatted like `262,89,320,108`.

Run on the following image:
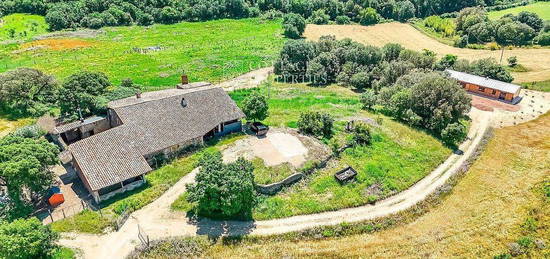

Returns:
0,0,536,30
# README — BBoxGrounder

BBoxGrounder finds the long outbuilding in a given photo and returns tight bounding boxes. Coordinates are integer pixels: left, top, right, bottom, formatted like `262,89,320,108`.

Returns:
446,69,521,103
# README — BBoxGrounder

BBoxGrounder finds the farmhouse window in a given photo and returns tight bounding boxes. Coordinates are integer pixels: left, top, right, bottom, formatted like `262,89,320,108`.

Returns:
478,86,485,92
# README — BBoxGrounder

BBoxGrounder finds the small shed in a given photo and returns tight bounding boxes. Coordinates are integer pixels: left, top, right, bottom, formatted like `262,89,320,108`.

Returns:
335,166,358,183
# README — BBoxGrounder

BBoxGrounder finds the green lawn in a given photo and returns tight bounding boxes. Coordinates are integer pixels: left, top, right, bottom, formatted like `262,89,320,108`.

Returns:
51,134,246,234
252,158,295,185
0,13,48,41
0,18,284,89
488,2,550,20
522,80,550,92
172,82,451,220
51,247,76,259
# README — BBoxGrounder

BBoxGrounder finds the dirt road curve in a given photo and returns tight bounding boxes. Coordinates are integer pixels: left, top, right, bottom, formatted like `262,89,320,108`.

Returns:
59,107,492,259
304,23,550,83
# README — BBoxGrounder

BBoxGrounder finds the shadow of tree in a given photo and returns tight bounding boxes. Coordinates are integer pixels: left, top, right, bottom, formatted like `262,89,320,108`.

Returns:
191,217,256,239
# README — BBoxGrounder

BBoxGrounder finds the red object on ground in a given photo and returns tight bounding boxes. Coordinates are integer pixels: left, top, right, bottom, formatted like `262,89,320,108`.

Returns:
48,193,65,207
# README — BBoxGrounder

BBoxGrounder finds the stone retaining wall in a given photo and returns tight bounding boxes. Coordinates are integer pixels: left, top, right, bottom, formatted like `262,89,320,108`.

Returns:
256,173,305,195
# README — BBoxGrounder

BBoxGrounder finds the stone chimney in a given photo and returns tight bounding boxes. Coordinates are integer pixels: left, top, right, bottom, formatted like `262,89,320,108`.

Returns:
181,74,189,85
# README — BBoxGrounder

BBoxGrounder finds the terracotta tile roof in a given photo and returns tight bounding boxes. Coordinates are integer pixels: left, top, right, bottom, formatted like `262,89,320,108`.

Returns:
68,85,244,191
446,69,521,94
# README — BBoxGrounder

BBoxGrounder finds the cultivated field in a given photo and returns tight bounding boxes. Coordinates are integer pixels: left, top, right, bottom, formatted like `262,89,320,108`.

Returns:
304,22,550,83
201,113,550,258
488,2,550,20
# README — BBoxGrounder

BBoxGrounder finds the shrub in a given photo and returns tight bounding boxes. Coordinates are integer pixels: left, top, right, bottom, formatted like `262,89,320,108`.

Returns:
349,122,372,146
536,32,550,46
308,9,330,25
516,11,543,32
297,111,334,138
397,1,415,22
274,40,316,80
441,122,467,145
0,218,59,259
186,151,255,219
507,56,518,67
359,8,380,26
434,54,458,70
424,16,456,37
136,11,154,26
335,15,351,25
283,13,306,39
469,58,514,83
496,21,536,46
381,43,403,61
241,91,269,122
350,72,372,90
306,52,341,85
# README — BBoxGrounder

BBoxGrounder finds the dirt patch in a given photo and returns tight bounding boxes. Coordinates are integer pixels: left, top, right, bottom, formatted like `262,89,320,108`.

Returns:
471,95,521,112
304,23,550,83
20,39,95,51
223,128,329,168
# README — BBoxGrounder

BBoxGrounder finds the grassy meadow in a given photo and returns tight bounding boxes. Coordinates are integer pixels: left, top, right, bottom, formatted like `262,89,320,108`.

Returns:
172,82,451,220
0,18,284,89
0,14,48,42
488,2,550,20
523,80,550,92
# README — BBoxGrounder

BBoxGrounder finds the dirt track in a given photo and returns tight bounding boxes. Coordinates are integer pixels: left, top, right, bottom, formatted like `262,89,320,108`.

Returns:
304,23,550,83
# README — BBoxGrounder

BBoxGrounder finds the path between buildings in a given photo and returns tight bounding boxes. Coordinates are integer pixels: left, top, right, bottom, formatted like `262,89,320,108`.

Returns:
59,104,493,259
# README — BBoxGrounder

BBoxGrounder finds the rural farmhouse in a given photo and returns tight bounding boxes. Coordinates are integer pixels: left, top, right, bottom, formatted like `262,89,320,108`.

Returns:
446,69,522,103
53,83,245,203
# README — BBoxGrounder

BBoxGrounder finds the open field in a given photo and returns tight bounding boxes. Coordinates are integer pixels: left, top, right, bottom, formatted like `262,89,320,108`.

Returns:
304,22,550,83
488,2,550,20
0,18,284,89
172,83,450,220
0,14,48,42
187,113,549,258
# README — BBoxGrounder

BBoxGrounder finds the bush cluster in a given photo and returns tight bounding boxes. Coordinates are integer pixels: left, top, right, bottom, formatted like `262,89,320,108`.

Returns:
454,7,547,46
297,111,334,139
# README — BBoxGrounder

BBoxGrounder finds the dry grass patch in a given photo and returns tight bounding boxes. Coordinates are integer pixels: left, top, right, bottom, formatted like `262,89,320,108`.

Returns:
202,113,550,258
304,22,550,83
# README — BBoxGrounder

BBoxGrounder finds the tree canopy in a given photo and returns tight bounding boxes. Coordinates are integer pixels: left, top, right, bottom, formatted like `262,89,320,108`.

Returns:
186,151,255,219
58,71,111,121
0,68,58,117
0,134,59,220
0,218,59,259
241,91,269,122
